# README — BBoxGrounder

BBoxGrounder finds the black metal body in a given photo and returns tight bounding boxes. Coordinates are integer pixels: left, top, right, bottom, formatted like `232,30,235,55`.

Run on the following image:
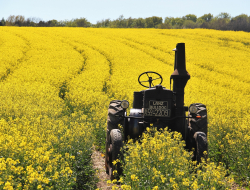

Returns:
122,43,190,142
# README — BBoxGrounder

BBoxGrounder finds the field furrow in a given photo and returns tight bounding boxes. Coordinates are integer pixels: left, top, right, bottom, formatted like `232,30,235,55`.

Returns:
0,30,30,82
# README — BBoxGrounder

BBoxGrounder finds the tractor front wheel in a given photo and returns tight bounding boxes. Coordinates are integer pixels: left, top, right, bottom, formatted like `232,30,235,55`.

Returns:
106,129,123,180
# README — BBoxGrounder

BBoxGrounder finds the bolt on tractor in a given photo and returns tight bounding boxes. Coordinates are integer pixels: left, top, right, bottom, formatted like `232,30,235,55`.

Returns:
105,43,208,180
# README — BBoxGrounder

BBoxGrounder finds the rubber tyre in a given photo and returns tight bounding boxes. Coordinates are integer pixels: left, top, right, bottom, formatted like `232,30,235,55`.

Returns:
193,132,208,163
107,100,124,131
188,103,207,135
105,100,123,174
109,129,123,180
187,103,208,163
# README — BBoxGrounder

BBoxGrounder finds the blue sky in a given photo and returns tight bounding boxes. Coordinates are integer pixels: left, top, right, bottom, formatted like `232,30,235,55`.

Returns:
1,0,250,24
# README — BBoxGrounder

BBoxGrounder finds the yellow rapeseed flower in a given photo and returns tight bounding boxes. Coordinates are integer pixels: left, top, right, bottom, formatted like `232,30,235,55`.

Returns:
130,174,138,181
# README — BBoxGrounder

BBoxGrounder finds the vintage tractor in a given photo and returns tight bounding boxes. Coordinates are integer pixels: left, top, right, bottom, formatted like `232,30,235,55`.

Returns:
105,43,208,180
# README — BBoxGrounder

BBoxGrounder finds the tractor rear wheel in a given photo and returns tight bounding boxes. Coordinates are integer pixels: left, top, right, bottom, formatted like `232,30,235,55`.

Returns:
188,103,208,163
107,100,124,130
106,129,123,180
188,103,207,135
193,132,208,163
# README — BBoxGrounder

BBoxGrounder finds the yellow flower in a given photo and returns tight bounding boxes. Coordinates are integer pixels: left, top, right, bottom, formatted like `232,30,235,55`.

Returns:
121,185,131,190
112,185,119,190
131,174,138,181
160,175,166,183
191,180,198,190
170,177,175,183
118,177,124,183
3,181,13,190
112,160,117,165
173,183,178,190
182,178,190,186
113,170,117,175
158,156,164,161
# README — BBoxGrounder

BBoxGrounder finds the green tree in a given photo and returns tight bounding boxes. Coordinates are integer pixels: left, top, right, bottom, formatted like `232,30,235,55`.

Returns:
63,19,77,27
109,15,126,28
184,14,197,22
0,18,6,26
164,17,174,26
103,19,111,27
24,18,37,26
165,17,185,28
95,19,110,28
95,21,102,27
157,23,171,29
183,20,196,28
6,15,15,26
217,12,231,19
74,17,91,27
118,15,126,27
174,17,184,28
37,21,46,27
126,17,134,28
48,19,59,27
199,13,213,22
167,17,184,28
229,14,250,31
131,17,145,28
6,15,25,26
14,15,25,26
209,13,231,30
145,16,162,28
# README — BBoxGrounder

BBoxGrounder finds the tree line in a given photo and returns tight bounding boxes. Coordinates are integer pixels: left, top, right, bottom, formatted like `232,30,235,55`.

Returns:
0,15,91,27
1,13,250,32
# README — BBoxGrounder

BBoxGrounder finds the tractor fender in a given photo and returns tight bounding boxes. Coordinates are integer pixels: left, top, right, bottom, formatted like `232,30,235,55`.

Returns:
128,108,143,139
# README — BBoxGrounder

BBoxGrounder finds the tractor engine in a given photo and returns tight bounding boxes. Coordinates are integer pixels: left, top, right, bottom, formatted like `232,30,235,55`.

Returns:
128,85,175,139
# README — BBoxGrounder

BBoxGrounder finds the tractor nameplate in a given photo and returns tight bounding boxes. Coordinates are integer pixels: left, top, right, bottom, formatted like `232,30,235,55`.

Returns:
144,101,171,117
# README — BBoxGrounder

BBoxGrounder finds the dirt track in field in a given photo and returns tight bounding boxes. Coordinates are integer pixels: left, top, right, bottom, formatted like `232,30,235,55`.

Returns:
92,149,113,190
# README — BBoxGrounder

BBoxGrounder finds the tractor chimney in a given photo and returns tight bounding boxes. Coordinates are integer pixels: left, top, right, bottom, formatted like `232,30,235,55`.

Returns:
171,43,190,107
170,43,190,138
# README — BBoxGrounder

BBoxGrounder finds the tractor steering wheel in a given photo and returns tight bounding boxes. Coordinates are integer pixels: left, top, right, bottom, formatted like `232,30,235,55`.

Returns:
138,71,163,88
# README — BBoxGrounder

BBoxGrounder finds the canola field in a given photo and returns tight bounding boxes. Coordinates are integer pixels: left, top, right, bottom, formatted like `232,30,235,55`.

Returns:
0,27,250,189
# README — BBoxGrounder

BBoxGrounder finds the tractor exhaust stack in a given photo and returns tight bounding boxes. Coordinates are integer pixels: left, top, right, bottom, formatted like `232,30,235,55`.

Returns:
170,43,190,138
